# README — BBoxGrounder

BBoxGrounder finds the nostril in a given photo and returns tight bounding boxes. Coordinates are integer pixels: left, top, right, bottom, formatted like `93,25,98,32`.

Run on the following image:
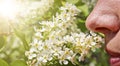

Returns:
95,27,111,34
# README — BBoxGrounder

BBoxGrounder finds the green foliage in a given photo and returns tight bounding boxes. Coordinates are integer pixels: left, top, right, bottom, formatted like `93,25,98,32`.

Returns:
66,0,79,4
14,28,29,50
0,59,9,66
78,5,89,17
10,60,28,66
0,36,6,50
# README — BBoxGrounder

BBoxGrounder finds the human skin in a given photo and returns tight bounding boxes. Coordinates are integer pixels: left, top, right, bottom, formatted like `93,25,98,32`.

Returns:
86,0,120,66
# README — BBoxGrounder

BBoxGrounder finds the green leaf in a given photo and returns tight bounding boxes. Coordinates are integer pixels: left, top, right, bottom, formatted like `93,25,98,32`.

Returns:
10,60,28,66
78,5,89,16
0,59,9,66
0,36,6,50
77,22,87,32
14,28,29,50
66,0,79,4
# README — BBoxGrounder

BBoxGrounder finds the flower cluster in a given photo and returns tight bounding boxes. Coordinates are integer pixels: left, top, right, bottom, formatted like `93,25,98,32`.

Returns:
25,3,104,66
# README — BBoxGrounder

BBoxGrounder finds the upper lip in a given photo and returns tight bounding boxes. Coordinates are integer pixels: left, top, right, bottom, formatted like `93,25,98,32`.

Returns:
105,46,120,57
105,31,120,57
105,31,117,43
105,33,120,65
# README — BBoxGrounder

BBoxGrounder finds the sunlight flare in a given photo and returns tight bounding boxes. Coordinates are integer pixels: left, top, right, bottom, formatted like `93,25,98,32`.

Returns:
0,0,20,19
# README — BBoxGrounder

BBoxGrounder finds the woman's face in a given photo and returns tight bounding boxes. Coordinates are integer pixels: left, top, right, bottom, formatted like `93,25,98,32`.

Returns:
86,0,120,66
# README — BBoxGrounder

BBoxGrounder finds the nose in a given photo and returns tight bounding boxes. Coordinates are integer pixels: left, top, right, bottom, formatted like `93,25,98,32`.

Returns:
85,3,120,57
86,10,120,35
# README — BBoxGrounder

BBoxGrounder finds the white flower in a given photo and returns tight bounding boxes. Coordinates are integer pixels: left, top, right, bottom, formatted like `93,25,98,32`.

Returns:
37,56,43,62
63,60,69,65
25,51,36,59
91,42,96,46
63,35,74,43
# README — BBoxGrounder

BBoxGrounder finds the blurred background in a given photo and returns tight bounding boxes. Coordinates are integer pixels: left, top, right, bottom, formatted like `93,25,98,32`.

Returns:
0,0,109,66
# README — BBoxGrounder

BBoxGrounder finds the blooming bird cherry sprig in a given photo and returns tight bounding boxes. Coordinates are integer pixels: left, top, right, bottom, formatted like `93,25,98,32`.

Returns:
25,3,104,66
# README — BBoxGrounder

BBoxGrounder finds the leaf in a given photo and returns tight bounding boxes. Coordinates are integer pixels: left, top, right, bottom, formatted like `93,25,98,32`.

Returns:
10,60,28,66
14,28,29,50
0,36,6,50
66,0,79,4
77,22,87,32
78,5,89,16
0,59,9,66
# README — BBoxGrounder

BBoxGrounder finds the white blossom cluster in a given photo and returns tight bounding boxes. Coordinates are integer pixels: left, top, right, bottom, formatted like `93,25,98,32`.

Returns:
25,3,104,66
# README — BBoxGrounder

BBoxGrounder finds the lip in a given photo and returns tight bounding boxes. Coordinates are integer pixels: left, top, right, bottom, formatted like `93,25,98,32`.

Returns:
110,57,120,66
